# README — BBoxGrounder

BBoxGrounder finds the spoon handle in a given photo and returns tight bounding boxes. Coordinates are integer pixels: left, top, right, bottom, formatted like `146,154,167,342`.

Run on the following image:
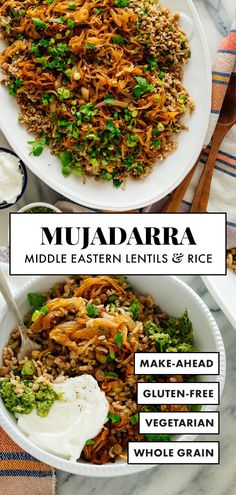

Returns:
0,268,27,338
190,123,232,212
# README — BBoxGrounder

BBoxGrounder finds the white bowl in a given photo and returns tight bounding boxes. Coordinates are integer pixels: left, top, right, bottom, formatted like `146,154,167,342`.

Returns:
18,202,61,213
0,0,211,211
0,275,225,477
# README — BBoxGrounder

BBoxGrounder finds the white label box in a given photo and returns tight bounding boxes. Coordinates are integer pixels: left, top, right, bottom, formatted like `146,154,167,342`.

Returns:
134,352,220,375
128,441,219,464
139,412,220,435
10,213,226,275
137,382,219,405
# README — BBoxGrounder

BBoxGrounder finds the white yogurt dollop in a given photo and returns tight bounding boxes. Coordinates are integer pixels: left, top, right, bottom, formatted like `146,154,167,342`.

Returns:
0,152,23,203
17,375,109,461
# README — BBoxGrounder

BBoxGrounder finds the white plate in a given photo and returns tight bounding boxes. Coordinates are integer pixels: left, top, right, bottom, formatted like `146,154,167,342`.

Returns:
0,273,225,477
0,0,211,211
203,272,236,330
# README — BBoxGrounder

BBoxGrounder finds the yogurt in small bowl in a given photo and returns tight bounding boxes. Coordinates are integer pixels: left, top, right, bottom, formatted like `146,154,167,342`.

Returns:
0,147,27,210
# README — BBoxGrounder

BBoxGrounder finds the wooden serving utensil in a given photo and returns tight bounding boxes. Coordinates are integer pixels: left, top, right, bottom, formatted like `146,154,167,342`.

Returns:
160,159,199,212
190,72,236,212
161,72,236,213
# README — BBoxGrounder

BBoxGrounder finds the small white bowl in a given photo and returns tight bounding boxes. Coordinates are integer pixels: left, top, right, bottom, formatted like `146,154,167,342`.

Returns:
0,148,28,210
0,275,225,477
18,202,61,213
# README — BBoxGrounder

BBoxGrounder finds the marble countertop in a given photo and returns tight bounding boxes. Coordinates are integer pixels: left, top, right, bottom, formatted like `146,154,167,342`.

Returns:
0,1,236,494
56,276,236,495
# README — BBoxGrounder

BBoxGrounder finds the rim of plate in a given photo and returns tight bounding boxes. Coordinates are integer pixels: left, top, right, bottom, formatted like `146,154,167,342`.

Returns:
0,275,226,477
0,0,212,211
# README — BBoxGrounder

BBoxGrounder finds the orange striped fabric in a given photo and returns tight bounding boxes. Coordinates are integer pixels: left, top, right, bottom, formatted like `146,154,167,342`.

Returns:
143,22,236,246
0,428,56,494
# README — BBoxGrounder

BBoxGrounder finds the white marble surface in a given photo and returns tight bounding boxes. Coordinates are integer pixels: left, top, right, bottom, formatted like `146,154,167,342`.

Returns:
56,276,236,495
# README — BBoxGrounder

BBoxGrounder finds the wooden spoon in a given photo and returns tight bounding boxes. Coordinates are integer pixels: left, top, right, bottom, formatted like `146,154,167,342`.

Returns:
160,158,199,212
161,72,236,213
190,72,236,212
0,269,41,361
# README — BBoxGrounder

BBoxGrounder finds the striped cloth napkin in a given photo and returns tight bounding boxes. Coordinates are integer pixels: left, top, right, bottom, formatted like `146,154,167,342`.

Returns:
0,428,56,495
144,22,236,247
0,251,56,495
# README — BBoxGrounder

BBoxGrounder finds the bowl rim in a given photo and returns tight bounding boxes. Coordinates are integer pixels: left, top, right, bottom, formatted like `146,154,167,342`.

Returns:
0,147,27,210
0,275,226,477
17,202,61,213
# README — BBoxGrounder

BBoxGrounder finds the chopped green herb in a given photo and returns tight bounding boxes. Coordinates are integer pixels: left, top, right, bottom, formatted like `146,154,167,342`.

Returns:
41,305,49,315
146,56,158,71
114,330,123,348
86,304,99,318
0,379,60,417
191,404,202,411
32,18,48,30
127,134,138,148
130,413,139,425
86,439,96,446
104,94,115,104
57,87,71,100
107,294,117,303
86,43,96,49
8,79,23,96
152,139,161,148
59,151,72,177
27,292,47,311
129,299,140,320
115,0,130,5
21,361,36,376
157,122,165,131
100,170,113,180
35,56,47,69
178,94,186,104
31,310,42,322
144,311,197,353
104,371,119,378
113,178,122,188
108,412,121,424
67,18,75,28
80,102,98,121
158,70,165,79
42,93,55,105
28,137,47,157
133,76,155,98
106,120,121,137
51,16,65,23
145,434,171,441
112,35,126,45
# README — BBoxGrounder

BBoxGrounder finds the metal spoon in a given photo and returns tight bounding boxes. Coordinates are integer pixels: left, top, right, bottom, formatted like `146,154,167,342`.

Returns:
0,269,41,361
